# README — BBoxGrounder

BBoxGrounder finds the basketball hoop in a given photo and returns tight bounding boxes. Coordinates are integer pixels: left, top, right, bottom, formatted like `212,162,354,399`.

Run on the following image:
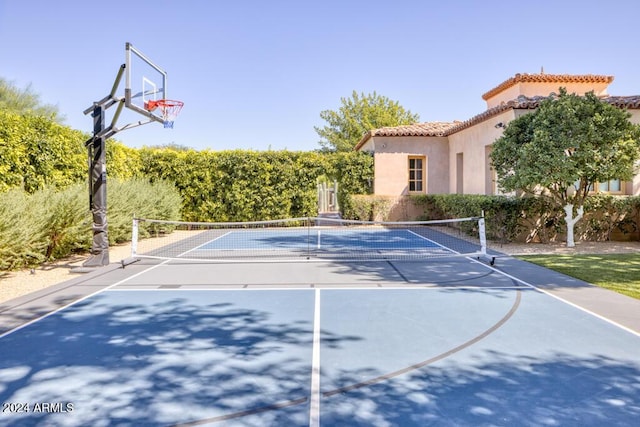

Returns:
145,99,184,128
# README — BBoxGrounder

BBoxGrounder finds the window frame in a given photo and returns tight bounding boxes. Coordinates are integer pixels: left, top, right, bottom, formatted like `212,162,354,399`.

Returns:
577,179,626,195
408,156,426,194
597,179,624,194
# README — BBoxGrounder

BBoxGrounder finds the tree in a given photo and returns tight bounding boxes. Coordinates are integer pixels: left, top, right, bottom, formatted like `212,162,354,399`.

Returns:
490,89,640,247
0,77,63,121
315,90,419,152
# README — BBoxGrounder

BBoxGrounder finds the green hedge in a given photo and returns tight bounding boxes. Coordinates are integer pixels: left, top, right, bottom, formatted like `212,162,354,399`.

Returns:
343,193,640,243
0,109,144,194
0,110,85,192
580,195,640,241
341,195,396,221
139,148,373,222
0,179,181,270
422,194,640,243
1,108,374,222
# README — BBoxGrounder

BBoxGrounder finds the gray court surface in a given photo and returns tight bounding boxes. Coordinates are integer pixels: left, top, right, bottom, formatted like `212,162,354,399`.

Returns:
1,254,639,427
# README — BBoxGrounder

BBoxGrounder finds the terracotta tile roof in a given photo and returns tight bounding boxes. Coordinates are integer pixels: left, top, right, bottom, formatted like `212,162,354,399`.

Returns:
370,122,458,137
446,95,640,135
604,95,640,109
355,122,458,151
355,94,640,151
482,73,614,101
446,95,544,134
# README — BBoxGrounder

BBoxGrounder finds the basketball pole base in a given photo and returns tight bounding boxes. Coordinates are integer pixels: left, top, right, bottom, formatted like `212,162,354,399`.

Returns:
71,251,110,273
83,251,110,268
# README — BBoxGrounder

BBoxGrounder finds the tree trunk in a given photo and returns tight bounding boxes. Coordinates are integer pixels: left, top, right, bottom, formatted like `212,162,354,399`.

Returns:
564,204,584,248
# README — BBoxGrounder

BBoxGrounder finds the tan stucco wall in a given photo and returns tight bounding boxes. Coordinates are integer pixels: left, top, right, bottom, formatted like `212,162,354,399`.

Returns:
361,93,640,197
485,82,610,109
371,136,449,195
467,107,640,196
448,110,517,195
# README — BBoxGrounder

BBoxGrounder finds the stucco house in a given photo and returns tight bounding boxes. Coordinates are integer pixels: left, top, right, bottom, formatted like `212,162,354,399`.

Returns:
355,73,640,202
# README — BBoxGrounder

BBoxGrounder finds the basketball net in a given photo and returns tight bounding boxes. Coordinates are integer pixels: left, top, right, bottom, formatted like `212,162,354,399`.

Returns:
145,99,184,128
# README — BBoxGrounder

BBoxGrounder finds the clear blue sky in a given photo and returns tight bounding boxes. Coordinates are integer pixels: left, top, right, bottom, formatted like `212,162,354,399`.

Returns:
2,0,640,152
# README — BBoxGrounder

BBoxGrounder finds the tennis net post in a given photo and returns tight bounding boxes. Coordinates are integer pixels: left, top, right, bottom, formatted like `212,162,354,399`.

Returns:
131,217,139,259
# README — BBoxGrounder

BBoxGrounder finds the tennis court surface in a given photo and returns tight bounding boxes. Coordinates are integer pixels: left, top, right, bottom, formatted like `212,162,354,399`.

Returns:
1,218,639,426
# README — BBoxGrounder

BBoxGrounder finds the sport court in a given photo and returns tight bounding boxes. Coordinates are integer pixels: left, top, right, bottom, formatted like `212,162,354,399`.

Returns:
1,219,639,427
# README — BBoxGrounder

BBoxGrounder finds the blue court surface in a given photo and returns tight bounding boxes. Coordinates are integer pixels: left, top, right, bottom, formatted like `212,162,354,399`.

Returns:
198,228,441,251
1,270,639,427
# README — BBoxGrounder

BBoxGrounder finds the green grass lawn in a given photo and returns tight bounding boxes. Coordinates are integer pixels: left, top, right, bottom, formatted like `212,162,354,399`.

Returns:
517,253,640,300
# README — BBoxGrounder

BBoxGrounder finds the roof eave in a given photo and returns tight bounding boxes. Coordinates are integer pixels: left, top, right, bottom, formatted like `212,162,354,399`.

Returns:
354,130,373,151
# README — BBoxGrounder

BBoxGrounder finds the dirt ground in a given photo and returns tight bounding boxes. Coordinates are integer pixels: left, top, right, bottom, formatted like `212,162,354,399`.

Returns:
1,240,639,305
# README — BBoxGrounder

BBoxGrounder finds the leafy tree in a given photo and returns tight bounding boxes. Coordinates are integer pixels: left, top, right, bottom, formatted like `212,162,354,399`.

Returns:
0,77,63,121
315,91,419,152
490,89,640,246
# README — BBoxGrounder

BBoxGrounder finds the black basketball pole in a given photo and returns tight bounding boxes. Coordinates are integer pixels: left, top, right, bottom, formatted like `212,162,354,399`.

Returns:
81,49,169,268
83,106,109,267
82,64,126,267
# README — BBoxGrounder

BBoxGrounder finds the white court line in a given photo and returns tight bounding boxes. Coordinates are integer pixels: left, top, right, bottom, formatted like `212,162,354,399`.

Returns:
406,229,484,260
468,257,640,338
0,237,214,339
108,285,525,292
406,229,456,253
0,260,171,339
178,230,233,257
309,288,321,427
406,226,639,338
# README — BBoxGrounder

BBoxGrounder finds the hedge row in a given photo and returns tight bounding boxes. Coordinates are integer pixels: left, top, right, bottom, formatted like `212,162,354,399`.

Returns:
343,193,640,243
138,148,373,222
1,107,374,222
426,194,640,242
0,110,86,192
0,109,142,193
0,179,181,270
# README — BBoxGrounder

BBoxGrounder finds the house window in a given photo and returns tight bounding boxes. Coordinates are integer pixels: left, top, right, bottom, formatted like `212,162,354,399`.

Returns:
408,156,425,193
598,179,622,193
575,179,624,194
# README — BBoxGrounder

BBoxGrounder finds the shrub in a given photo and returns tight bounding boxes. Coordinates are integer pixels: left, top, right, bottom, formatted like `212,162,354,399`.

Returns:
37,185,91,259
0,179,182,270
413,194,524,242
410,194,640,243
107,179,182,243
341,195,394,221
579,195,640,241
0,189,48,269
0,110,86,192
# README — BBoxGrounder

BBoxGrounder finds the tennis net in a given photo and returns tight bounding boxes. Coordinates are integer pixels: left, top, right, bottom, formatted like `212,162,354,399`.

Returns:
130,216,488,263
